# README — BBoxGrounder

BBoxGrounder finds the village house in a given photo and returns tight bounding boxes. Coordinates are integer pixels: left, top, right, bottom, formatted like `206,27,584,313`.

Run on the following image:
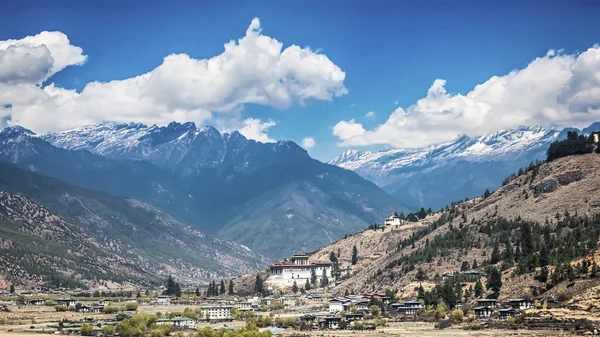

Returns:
498,308,519,320
322,317,342,329
281,294,299,307
328,298,350,313
91,305,104,313
56,298,78,307
156,317,198,329
27,299,45,306
391,300,424,315
200,305,233,320
76,304,91,313
477,298,499,308
345,313,364,323
154,295,171,305
267,253,333,288
474,306,493,318
442,272,453,281
462,270,482,279
507,298,534,310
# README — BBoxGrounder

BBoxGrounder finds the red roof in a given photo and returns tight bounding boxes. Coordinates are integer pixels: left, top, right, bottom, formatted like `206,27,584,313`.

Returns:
270,260,332,268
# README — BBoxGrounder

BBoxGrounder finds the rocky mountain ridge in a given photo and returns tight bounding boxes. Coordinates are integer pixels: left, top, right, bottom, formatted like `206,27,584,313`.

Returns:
329,123,600,209
0,123,405,258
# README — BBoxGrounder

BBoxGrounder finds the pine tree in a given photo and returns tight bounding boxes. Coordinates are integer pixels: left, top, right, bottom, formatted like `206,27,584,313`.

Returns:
486,268,502,298
292,281,299,294
254,275,264,294
219,280,226,294
460,261,469,271
503,242,514,262
483,189,491,199
351,246,358,265
174,283,182,297
472,260,478,269
490,245,501,265
310,268,317,286
195,287,200,297
474,280,484,298
305,279,311,291
520,222,534,256
539,245,550,267
10,284,14,294
228,280,234,295
320,269,329,288
166,275,176,295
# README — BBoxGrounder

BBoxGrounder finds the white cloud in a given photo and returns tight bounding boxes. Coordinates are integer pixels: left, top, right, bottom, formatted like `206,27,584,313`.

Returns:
0,31,86,85
0,18,347,135
333,46,600,148
364,111,375,119
238,118,277,143
301,137,315,150
394,100,398,105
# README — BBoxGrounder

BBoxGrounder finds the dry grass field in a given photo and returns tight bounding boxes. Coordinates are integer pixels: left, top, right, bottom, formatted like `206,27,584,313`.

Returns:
0,303,575,337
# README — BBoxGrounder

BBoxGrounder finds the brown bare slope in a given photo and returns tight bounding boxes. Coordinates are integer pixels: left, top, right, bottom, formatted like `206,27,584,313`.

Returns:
330,153,600,298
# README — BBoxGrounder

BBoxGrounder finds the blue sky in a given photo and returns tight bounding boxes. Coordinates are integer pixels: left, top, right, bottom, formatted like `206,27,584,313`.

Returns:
1,0,600,161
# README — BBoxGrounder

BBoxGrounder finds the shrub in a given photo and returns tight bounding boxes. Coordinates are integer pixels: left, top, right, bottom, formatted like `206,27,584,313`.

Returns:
102,325,116,336
469,323,482,330
506,316,516,325
54,305,68,312
436,319,452,329
125,303,139,311
451,309,464,321
80,323,93,336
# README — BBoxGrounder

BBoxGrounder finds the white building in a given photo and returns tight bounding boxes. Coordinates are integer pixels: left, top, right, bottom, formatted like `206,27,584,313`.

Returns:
328,298,350,313
384,213,405,226
266,253,333,288
201,305,233,320
154,296,171,305
157,317,197,329
281,294,299,307
235,301,252,311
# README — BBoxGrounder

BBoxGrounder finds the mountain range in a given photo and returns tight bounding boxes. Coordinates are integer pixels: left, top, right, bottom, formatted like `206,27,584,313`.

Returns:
329,122,600,210
0,122,405,262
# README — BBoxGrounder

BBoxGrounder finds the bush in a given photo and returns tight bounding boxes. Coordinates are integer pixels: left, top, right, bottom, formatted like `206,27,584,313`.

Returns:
506,316,516,325
451,309,464,321
102,325,116,336
125,303,139,311
80,323,93,336
467,322,482,330
104,306,120,314
436,319,452,329
54,305,68,312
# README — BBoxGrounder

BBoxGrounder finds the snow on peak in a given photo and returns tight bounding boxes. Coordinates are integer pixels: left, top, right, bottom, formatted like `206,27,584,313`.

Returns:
328,125,563,185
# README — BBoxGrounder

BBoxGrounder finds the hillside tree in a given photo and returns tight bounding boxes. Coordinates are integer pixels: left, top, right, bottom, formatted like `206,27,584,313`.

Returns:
352,246,358,265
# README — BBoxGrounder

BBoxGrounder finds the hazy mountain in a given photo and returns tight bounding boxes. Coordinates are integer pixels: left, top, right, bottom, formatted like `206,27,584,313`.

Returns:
329,124,600,210
0,163,268,284
0,123,406,258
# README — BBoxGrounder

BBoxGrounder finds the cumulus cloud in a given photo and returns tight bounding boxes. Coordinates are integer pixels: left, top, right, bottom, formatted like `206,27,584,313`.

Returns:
333,46,600,148
238,118,277,143
0,18,347,137
301,137,315,150
364,111,376,119
0,31,86,85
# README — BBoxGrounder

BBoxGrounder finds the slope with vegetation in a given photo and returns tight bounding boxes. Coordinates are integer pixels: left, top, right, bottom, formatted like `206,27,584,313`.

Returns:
255,134,600,315
0,163,269,286
0,190,154,288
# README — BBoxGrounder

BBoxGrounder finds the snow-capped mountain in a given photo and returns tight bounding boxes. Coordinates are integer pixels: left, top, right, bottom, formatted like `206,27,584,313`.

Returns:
329,124,600,210
0,122,405,258
42,121,306,175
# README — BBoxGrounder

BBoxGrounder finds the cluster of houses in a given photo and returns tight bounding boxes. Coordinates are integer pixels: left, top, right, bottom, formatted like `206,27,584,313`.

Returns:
472,298,534,320
328,293,391,313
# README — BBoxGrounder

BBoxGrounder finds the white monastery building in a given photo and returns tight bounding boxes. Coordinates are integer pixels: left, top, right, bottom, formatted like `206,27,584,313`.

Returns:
266,253,332,288
384,213,405,226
